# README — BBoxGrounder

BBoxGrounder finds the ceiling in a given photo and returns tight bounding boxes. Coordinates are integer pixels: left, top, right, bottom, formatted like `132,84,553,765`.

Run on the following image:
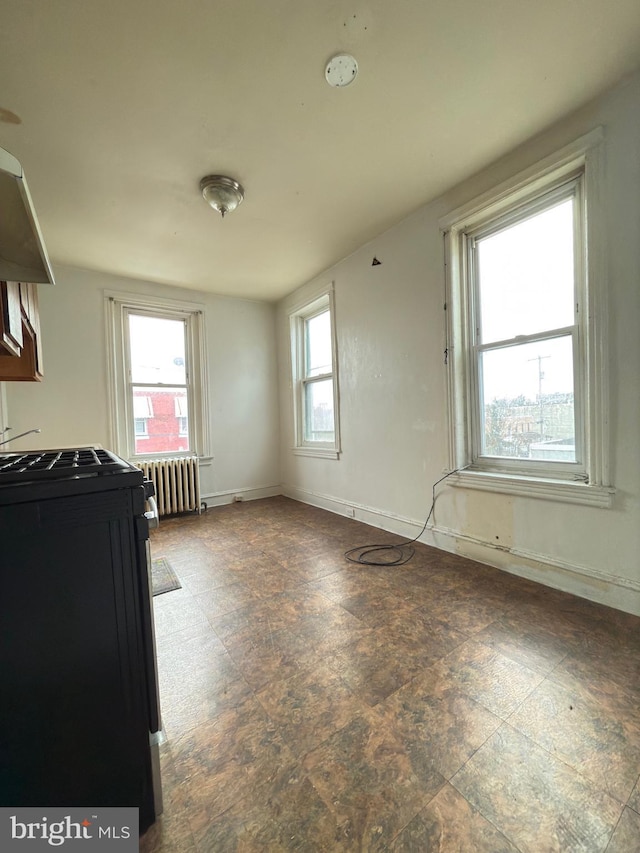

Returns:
1,1,639,302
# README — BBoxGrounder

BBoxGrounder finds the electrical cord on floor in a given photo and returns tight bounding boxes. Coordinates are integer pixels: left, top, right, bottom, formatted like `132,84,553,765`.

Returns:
344,467,466,567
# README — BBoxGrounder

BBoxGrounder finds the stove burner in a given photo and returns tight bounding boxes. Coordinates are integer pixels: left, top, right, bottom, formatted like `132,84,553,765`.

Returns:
0,448,132,483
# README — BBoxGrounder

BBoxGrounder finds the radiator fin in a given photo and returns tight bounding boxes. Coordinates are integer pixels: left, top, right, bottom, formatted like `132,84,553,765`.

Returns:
134,457,200,517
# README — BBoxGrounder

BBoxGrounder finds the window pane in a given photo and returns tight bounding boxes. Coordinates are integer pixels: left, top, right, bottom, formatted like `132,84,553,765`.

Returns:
134,418,148,437
305,311,332,378
480,336,575,461
304,379,335,442
477,198,575,344
132,387,190,455
129,314,187,384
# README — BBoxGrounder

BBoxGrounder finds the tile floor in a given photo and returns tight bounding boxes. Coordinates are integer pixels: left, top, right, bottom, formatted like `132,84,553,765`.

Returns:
140,497,640,852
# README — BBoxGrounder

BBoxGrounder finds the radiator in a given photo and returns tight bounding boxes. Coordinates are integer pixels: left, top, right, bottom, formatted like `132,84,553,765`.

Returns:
135,457,201,517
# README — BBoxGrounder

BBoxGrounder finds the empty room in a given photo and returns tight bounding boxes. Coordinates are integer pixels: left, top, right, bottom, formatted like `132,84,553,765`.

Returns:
1,2,639,851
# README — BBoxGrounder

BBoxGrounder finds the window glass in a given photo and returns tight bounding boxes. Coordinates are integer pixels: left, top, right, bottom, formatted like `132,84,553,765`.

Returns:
304,378,335,442
134,418,148,437
129,314,187,384
128,313,190,455
477,198,575,344
480,336,575,460
132,386,190,455
305,311,332,378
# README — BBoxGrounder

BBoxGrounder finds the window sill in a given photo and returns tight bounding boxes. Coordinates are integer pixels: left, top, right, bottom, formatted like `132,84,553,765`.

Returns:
451,469,614,507
292,446,340,460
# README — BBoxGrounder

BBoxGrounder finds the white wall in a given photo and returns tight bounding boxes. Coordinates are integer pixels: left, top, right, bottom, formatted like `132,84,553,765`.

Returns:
4,266,281,502
277,71,640,616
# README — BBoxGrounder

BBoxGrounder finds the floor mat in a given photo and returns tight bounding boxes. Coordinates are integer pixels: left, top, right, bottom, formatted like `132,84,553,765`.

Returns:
151,557,182,596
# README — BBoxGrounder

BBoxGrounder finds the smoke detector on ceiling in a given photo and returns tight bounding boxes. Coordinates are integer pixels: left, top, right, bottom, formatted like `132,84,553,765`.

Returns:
325,54,358,88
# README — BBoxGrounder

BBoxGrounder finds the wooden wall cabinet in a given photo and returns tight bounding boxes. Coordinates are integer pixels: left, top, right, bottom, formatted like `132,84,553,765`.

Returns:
0,281,43,381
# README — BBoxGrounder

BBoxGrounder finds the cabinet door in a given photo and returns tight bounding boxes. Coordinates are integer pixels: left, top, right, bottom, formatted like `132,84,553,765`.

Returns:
0,281,43,380
0,280,23,356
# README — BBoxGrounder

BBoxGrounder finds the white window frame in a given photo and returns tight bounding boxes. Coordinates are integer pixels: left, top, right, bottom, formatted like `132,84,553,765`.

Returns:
105,291,210,461
289,284,341,459
440,129,613,507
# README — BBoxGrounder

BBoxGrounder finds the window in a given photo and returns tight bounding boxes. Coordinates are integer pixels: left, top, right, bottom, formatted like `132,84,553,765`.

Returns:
442,131,612,506
128,312,192,455
106,292,209,460
134,418,149,438
290,286,340,458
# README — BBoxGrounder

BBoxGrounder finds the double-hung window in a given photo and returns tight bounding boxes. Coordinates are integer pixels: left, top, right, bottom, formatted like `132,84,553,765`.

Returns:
290,287,340,458
442,131,612,506
106,292,209,460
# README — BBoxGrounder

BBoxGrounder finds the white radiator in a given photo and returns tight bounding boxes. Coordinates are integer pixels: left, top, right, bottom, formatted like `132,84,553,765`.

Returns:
135,457,201,517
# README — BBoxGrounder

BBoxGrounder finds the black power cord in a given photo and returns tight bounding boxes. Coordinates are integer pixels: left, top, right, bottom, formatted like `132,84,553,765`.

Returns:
344,467,465,567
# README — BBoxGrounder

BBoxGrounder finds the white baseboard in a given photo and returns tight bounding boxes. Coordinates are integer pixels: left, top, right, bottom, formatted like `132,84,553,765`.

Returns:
201,484,282,507
282,484,640,617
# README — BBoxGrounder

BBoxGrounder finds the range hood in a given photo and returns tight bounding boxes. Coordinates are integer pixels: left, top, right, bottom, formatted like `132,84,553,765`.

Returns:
0,145,55,285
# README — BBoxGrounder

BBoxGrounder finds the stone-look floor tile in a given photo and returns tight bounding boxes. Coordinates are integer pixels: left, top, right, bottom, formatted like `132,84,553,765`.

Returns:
551,644,640,707
179,566,240,595
474,615,569,675
339,588,421,628
170,695,299,823
503,595,637,659
157,632,253,740
383,609,468,658
151,588,211,638
390,568,470,606
190,774,352,852
209,599,294,646
241,565,306,598
286,553,352,582
429,639,544,719
628,779,640,814
303,709,446,851
155,622,227,658
192,581,261,621
391,783,520,852
263,587,336,626
452,724,622,853
306,571,378,604
549,658,640,759
407,584,509,635
256,661,367,758
140,744,199,852
376,669,502,780
289,606,373,656
325,632,428,706
139,806,199,852
223,626,319,690
222,551,273,572
510,677,640,804
605,807,640,852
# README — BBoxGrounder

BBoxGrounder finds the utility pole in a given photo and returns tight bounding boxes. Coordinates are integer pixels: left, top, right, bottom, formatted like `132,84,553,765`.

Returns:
529,354,550,441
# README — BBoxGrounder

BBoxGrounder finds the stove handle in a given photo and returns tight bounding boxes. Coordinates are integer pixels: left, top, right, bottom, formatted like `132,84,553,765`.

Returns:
145,495,159,529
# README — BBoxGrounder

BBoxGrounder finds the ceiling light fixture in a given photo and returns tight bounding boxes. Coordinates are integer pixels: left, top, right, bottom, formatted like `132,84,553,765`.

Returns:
200,175,244,218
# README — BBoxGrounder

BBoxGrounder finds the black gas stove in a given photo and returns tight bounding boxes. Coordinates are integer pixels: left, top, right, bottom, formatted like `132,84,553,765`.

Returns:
0,447,145,505
0,447,132,482
0,444,161,830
